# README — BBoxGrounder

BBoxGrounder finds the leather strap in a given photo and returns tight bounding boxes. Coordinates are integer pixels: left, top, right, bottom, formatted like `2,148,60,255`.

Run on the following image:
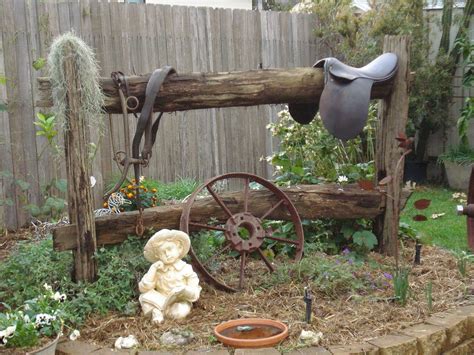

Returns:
132,66,176,178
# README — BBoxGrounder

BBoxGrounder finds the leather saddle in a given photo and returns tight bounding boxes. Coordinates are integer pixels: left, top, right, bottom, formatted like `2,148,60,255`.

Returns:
289,53,398,140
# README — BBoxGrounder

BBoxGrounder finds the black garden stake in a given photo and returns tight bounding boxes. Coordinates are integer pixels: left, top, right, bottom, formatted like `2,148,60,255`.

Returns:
303,287,313,324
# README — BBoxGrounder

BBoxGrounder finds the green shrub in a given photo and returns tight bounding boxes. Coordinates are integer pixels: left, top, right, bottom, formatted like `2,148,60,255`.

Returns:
266,107,376,185
262,254,372,297
0,236,148,326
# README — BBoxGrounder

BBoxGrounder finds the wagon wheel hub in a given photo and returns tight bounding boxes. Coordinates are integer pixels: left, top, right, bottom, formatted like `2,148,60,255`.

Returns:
224,212,265,252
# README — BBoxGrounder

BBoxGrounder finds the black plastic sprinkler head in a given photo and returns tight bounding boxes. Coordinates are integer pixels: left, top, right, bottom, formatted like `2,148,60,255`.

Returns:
414,241,422,265
303,287,313,324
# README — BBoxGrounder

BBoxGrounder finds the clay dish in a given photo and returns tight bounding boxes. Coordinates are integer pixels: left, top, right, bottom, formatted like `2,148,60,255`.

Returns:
214,318,288,348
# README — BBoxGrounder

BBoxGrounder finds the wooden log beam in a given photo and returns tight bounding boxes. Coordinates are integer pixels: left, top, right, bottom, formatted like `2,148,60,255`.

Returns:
53,184,391,251
375,36,411,256
63,44,97,282
37,68,395,114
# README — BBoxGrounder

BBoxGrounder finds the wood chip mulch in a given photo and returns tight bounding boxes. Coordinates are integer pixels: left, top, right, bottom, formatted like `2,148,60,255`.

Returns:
80,243,473,351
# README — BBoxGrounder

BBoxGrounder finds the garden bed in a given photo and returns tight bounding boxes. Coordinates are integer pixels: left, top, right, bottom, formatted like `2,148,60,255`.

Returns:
78,243,472,352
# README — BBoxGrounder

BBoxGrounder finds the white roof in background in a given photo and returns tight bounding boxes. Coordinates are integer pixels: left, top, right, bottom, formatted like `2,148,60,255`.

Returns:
144,0,252,10
425,0,466,9
291,0,371,13
292,0,467,13
352,0,370,12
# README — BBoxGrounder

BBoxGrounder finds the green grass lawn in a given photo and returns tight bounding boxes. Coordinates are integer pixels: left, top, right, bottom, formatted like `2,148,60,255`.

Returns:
400,185,468,251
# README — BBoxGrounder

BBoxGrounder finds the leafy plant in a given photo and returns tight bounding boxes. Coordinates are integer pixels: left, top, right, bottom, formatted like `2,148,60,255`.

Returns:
0,170,30,208
0,236,148,327
352,230,378,252
267,105,376,185
114,177,160,211
105,176,199,212
452,250,474,278
262,253,373,297
0,284,66,349
34,112,58,148
393,267,410,306
32,57,47,71
398,222,418,242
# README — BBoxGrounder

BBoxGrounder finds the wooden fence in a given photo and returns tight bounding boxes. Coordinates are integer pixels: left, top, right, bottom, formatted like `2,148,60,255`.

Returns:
0,0,321,230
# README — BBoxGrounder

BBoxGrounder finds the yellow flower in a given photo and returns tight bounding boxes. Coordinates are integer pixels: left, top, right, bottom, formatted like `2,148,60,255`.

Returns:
127,184,133,190
103,202,108,208
127,193,134,199
151,188,157,193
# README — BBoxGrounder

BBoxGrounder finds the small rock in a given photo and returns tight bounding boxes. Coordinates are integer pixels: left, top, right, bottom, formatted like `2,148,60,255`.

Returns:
160,329,194,346
299,329,323,346
114,335,139,349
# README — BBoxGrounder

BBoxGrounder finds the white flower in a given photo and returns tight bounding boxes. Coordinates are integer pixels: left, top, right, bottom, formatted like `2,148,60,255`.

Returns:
35,313,56,327
69,329,80,341
24,304,30,311
23,314,31,323
139,176,145,183
43,283,52,291
337,175,348,183
5,325,16,338
0,334,7,347
52,292,66,302
90,176,97,187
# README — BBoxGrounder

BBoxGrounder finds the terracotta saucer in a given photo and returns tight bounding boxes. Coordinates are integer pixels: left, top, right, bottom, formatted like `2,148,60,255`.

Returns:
214,318,288,348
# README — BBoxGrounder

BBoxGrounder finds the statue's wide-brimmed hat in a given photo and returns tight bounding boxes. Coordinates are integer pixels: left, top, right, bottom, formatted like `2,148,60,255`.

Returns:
143,229,191,263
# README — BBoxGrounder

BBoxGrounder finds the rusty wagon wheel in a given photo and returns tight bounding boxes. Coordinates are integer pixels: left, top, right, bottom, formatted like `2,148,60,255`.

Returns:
179,173,304,292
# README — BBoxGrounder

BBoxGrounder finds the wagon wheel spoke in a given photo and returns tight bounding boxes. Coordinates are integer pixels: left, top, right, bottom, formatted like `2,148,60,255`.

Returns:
206,184,235,221
239,251,247,289
260,199,284,220
189,221,226,232
257,248,275,272
243,177,250,213
202,243,231,267
264,229,300,245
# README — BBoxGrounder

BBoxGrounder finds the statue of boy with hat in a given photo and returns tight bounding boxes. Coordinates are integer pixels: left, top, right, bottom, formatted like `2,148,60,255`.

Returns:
139,229,202,324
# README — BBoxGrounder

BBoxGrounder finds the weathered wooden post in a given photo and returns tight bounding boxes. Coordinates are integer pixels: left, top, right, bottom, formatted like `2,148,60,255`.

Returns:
375,35,411,256
62,43,98,282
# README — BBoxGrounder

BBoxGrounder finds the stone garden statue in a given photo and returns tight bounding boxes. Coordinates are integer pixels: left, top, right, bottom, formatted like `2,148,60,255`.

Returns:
139,229,202,324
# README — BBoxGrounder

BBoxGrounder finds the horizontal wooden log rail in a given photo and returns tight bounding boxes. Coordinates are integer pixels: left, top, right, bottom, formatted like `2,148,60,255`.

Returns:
37,68,394,113
53,184,410,252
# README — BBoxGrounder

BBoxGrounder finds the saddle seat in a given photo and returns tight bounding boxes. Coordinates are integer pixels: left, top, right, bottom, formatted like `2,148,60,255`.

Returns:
316,53,398,82
288,52,399,140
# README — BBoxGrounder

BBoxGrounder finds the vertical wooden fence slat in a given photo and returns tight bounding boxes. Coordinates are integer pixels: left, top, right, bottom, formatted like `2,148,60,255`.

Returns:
63,44,97,282
4,0,41,228
375,35,411,256
0,0,17,229
97,1,113,192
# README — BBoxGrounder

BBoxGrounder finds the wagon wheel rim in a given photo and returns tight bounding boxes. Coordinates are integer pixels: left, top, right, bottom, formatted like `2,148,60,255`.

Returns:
468,167,474,251
179,172,304,292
